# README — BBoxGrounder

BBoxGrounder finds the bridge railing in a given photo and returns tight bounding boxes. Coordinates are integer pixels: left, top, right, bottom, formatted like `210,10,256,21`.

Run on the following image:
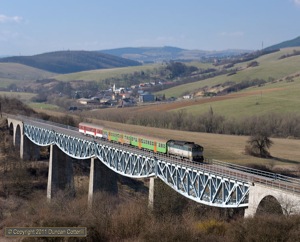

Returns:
209,159,300,194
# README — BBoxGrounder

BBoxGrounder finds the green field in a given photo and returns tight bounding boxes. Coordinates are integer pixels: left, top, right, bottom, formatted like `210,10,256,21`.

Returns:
0,91,36,103
28,102,60,110
156,47,300,98
0,63,54,87
0,92,61,111
54,62,215,82
171,76,300,118
54,64,161,82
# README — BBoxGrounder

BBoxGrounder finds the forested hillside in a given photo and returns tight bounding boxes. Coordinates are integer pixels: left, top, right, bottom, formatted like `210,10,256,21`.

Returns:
100,46,251,62
0,51,141,74
265,36,300,51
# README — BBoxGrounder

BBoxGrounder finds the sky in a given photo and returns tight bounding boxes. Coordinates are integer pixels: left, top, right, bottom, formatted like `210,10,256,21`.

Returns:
1,0,300,56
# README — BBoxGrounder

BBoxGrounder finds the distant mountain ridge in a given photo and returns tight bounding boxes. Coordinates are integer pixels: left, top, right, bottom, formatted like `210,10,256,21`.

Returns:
264,36,300,51
0,50,141,74
99,46,251,63
1,35,299,74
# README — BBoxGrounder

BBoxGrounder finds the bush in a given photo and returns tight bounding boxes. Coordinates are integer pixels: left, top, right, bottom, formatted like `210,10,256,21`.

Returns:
196,219,227,236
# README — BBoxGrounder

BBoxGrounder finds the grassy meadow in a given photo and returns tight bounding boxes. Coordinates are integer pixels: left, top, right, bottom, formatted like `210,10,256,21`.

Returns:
0,91,36,103
54,64,161,82
28,102,60,110
172,76,300,118
156,47,300,98
0,63,54,87
0,91,60,110
54,62,215,82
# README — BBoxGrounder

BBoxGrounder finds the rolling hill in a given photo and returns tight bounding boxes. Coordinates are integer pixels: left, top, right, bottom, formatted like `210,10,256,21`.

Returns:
0,50,141,74
70,47,300,121
155,47,300,99
264,36,300,51
0,63,55,88
151,47,300,118
99,46,251,63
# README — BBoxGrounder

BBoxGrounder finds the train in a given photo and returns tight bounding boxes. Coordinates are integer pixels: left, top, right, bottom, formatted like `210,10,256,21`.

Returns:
78,122,204,162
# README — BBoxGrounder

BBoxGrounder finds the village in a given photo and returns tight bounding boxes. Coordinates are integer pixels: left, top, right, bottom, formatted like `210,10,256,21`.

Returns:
74,82,182,110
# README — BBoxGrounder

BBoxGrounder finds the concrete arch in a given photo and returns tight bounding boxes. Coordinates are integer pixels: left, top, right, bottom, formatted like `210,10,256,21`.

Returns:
256,195,283,215
6,118,24,159
15,124,21,152
245,183,300,217
9,122,13,136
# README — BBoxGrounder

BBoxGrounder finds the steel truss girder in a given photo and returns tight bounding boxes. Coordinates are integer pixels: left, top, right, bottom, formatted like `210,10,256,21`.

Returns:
95,144,156,178
23,123,249,207
24,124,55,146
156,161,249,207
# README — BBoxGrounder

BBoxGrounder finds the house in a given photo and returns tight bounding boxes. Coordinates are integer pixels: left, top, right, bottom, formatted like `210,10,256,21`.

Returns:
118,98,134,107
77,98,99,105
183,94,192,99
139,93,155,103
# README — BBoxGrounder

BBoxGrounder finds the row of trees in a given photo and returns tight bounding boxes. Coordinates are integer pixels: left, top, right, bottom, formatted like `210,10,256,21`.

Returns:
86,107,300,158
89,108,300,139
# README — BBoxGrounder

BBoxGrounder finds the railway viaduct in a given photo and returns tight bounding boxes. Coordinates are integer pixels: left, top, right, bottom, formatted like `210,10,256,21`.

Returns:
5,114,300,217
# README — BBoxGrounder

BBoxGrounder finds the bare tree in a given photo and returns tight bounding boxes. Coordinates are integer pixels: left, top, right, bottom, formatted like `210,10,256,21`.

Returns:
245,133,273,158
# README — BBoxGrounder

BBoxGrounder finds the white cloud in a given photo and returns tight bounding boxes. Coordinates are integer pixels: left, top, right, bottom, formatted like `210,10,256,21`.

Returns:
0,14,23,24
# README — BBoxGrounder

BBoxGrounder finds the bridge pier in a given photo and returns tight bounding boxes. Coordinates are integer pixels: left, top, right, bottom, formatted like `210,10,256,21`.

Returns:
148,177,188,215
23,135,40,161
148,177,155,209
47,144,75,201
88,157,118,207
